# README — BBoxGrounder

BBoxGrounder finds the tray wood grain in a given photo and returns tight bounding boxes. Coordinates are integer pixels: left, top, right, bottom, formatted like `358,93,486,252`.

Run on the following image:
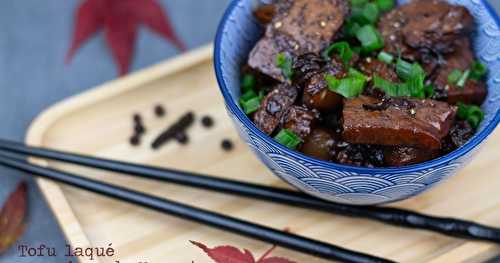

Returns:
26,45,500,263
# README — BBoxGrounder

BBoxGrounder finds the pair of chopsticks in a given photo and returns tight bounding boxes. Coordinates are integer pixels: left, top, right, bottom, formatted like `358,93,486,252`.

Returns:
0,139,498,262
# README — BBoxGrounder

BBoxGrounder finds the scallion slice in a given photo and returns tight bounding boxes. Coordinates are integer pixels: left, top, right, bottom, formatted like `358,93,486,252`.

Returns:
325,74,366,98
240,97,261,115
377,51,394,64
274,129,302,149
240,89,257,102
355,25,384,53
408,74,425,99
276,53,294,80
447,69,462,84
344,18,361,38
395,58,413,80
373,75,399,96
348,67,368,81
376,0,395,12
241,74,256,92
360,3,380,25
322,41,353,64
457,102,484,129
351,0,368,6
424,84,435,98
470,61,487,80
457,69,470,89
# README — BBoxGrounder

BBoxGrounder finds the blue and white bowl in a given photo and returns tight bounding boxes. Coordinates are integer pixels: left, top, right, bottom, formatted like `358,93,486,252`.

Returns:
214,0,500,205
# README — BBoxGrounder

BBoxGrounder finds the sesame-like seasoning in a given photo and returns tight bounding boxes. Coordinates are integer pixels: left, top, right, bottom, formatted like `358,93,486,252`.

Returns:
274,21,283,29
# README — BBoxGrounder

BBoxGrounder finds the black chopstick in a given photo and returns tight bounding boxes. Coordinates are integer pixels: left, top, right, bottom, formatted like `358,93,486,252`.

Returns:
0,152,392,263
1,138,499,244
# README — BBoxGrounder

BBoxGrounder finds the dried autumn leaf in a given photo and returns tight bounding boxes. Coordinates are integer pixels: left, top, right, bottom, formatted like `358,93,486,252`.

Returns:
131,0,187,52
0,182,27,254
65,0,107,63
66,0,186,75
190,240,256,263
104,10,139,75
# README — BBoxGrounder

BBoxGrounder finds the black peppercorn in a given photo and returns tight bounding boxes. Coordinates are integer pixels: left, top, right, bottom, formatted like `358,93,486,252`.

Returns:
130,135,141,146
154,105,166,117
201,115,214,128
221,139,234,151
134,123,146,134
175,132,189,145
133,113,142,123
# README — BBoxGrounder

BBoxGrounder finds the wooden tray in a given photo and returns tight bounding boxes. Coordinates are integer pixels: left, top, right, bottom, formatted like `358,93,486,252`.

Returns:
26,45,500,263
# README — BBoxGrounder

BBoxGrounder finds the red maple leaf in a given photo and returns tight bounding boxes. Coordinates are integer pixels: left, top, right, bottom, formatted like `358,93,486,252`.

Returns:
191,240,297,263
0,182,28,254
66,0,187,75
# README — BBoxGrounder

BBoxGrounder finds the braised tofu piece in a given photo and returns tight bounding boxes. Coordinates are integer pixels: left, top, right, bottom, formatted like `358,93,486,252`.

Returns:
300,128,337,161
384,146,439,167
273,0,349,53
342,96,457,149
432,38,487,105
379,0,474,62
248,0,348,81
358,57,399,82
253,84,298,134
401,1,474,53
281,106,319,140
248,33,300,82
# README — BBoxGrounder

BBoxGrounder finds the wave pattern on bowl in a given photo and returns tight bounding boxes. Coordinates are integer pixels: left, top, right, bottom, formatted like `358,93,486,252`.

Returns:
217,0,500,205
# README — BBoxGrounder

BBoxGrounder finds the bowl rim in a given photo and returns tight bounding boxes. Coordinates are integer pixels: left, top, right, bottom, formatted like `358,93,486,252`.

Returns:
214,0,500,174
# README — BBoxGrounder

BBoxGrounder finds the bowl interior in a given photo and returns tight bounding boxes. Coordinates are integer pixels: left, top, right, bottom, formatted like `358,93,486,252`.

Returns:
215,0,500,174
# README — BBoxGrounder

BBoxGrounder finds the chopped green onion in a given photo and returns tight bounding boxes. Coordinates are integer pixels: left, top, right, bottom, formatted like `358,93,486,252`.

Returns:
457,102,484,129
396,58,413,80
373,75,399,96
457,69,470,89
325,74,366,98
373,75,431,98
396,58,424,81
240,89,257,102
322,41,353,64
344,18,361,38
351,0,368,6
276,53,294,80
352,46,362,54
424,84,435,98
355,25,384,53
258,89,265,100
376,0,395,12
348,67,368,81
448,69,463,84
274,129,302,149
377,51,394,64
470,61,487,80
241,74,256,92
240,97,261,115
407,74,426,99
360,3,380,25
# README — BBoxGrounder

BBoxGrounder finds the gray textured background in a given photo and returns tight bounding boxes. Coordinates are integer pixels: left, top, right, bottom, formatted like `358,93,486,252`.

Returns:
0,1,498,262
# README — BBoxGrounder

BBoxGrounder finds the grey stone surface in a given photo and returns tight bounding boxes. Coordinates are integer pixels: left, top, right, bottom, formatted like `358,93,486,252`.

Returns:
0,1,498,262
